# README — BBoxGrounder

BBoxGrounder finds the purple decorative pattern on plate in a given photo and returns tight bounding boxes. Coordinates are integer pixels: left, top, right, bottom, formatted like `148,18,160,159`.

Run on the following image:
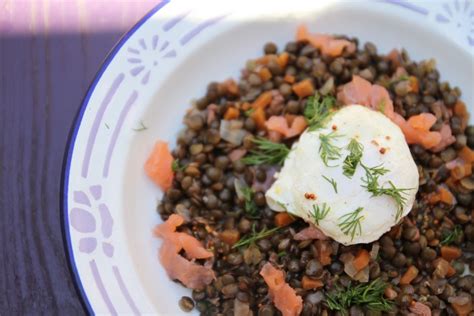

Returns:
71,185,115,257
127,37,177,85
162,9,191,31
90,260,117,316
113,266,141,315
381,0,429,15
82,73,125,178
103,91,139,178
435,0,474,46
70,207,96,233
99,204,113,238
180,14,229,45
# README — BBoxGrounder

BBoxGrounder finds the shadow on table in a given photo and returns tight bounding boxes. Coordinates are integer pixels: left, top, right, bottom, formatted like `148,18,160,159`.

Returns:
0,31,125,314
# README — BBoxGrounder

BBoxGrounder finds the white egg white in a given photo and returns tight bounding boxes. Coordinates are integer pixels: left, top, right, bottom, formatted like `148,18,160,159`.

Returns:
266,105,419,245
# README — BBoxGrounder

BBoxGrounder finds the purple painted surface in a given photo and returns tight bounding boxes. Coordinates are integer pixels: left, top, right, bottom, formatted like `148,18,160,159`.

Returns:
0,0,158,313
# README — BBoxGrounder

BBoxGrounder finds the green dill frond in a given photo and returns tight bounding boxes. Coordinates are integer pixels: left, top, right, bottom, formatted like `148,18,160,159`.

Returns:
242,137,290,166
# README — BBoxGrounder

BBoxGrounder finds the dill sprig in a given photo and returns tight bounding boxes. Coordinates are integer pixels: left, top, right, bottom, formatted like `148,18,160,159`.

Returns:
171,159,186,172
232,225,280,249
304,94,336,131
319,132,343,167
360,163,411,220
132,120,148,132
311,203,331,225
440,226,462,246
241,186,259,218
338,207,364,241
322,175,338,193
241,137,290,166
326,279,393,314
343,138,364,178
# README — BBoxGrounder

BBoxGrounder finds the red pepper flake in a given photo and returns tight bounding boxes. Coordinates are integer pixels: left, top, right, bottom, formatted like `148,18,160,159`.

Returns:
379,147,387,154
385,136,391,140
371,140,379,146
332,125,337,131
304,193,317,200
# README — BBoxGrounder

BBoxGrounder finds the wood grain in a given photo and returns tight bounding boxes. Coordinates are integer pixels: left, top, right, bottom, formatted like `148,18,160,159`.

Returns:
0,0,157,313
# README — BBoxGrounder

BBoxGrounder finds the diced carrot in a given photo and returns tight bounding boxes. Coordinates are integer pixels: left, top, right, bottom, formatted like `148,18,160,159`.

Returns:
224,107,240,120
400,265,419,285
275,212,296,227
439,186,456,205
301,276,323,290
292,79,315,98
446,263,456,277
241,102,251,111
284,74,296,84
277,52,289,68
219,229,240,246
259,67,272,81
409,76,419,93
441,246,462,261
251,107,266,129
316,240,332,266
451,300,473,316
145,141,174,191
451,163,472,180
459,146,474,163
256,55,272,65
454,101,469,131
252,91,273,109
352,249,370,271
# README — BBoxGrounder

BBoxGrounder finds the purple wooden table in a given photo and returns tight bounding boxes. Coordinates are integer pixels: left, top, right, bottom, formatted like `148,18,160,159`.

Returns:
0,1,158,313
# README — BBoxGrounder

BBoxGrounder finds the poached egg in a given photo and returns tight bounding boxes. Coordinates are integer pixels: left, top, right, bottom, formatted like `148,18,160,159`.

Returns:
266,105,419,245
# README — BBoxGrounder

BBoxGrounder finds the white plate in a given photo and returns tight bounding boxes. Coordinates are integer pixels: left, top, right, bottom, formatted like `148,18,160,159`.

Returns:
62,0,474,314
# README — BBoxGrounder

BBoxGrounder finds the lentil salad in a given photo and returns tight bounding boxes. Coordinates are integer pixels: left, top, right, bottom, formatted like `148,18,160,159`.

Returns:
147,26,474,316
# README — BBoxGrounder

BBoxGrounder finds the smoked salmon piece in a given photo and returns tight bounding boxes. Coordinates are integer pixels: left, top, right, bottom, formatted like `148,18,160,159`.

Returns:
145,141,174,191
159,241,215,290
260,263,303,316
296,25,355,57
337,75,394,118
294,225,328,241
265,115,307,138
338,75,455,152
154,214,215,290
